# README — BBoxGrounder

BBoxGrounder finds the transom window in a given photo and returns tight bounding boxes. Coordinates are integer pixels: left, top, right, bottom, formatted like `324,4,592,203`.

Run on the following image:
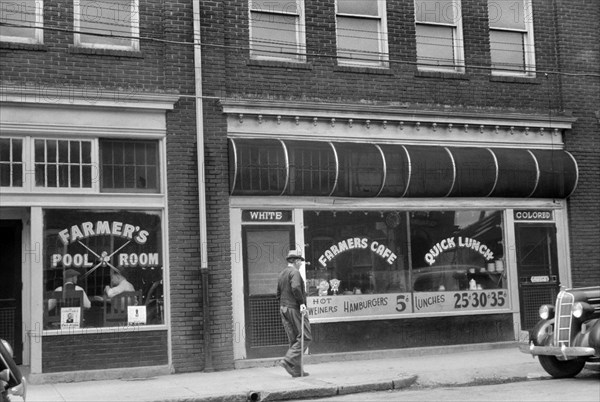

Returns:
100,139,159,193
414,0,464,72
249,0,306,62
336,0,389,67
74,0,139,50
34,139,93,189
0,0,43,43
0,137,23,187
488,0,536,75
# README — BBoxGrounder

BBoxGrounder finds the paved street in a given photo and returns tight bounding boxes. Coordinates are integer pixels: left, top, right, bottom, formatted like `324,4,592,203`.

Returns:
302,370,600,401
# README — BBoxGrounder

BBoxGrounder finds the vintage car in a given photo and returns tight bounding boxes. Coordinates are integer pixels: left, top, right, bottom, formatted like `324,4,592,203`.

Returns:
0,339,26,402
520,285,600,378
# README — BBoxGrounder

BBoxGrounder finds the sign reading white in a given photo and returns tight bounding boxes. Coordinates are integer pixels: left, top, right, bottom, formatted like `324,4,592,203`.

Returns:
307,293,412,320
413,290,508,313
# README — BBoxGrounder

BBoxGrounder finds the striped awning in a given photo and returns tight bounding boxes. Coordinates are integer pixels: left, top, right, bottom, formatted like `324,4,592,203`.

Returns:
228,138,578,198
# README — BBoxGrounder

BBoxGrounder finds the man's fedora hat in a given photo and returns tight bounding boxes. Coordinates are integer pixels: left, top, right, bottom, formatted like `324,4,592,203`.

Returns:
286,249,305,262
64,269,80,278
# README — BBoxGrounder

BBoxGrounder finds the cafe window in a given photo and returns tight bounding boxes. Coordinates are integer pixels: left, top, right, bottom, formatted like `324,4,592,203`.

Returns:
42,209,164,330
0,137,23,187
304,209,507,320
100,139,159,193
305,211,410,296
34,139,93,189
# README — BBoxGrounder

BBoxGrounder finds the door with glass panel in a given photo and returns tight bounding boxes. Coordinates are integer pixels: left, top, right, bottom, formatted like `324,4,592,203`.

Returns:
515,223,560,330
242,225,295,358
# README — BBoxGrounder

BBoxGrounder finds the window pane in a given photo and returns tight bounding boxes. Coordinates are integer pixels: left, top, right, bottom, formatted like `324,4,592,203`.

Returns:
338,0,379,16
71,165,81,187
35,164,45,186
12,139,22,162
490,30,524,71
488,0,526,30
47,165,57,187
59,164,69,187
13,163,22,186
58,140,69,163
251,11,298,59
337,16,381,62
35,139,44,161
0,138,9,161
79,0,134,47
0,164,9,186
47,140,56,163
43,209,165,329
82,165,92,186
415,0,457,24
0,0,37,39
70,141,80,163
100,139,160,192
82,142,91,163
416,24,454,67
410,210,506,291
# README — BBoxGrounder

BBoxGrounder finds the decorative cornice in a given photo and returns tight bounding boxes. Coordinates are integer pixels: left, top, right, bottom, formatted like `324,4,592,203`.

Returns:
220,99,576,130
0,85,181,110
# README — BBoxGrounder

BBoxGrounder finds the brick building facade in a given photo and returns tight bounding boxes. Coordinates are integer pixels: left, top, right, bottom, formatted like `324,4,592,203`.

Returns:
0,0,597,377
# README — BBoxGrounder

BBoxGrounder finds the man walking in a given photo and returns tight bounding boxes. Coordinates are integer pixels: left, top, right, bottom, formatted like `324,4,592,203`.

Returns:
277,249,312,377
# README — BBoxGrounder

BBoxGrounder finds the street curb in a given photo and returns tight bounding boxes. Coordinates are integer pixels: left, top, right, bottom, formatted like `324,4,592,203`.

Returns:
164,375,419,402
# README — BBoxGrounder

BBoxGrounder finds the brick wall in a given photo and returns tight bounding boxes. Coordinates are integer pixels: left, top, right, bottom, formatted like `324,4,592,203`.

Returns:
42,331,168,372
555,1,600,286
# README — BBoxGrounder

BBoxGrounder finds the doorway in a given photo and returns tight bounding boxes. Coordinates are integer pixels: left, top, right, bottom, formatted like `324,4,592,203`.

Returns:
0,220,23,364
242,225,295,358
515,223,559,331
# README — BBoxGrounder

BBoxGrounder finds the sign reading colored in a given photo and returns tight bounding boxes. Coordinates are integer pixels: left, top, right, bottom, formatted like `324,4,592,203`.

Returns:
514,210,553,221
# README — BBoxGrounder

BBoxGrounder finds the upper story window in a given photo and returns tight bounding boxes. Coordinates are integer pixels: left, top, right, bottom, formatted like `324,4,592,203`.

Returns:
335,0,389,67
100,139,159,193
414,0,464,72
35,139,94,189
488,0,535,76
0,0,43,43
0,138,23,187
74,0,139,50
249,0,306,62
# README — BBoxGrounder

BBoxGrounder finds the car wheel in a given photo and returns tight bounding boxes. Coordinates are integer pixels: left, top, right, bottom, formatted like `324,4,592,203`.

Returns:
538,355,586,378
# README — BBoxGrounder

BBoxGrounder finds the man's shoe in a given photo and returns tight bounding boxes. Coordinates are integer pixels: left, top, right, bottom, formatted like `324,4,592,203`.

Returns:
279,360,296,377
292,371,309,378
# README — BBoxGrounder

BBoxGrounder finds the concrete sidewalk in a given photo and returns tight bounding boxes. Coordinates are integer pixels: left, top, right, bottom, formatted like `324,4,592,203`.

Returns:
25,343,553,402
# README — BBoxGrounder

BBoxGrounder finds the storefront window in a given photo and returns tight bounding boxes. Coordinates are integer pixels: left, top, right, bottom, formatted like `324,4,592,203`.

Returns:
304,209,507,320
43,209,164,330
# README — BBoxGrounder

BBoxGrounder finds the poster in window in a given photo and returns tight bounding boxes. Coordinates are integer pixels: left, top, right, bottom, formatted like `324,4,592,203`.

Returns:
60,307,81,329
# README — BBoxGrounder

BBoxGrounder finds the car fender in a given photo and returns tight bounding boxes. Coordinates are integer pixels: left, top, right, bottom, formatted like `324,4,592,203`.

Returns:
587,318,600,350
530,318,554,346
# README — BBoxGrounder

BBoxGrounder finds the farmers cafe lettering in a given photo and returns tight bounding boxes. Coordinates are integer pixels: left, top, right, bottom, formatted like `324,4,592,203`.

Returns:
51,220,160,269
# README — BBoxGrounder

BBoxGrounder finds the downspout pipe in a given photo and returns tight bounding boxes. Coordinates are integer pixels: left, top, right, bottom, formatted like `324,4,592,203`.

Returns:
192,0,213,372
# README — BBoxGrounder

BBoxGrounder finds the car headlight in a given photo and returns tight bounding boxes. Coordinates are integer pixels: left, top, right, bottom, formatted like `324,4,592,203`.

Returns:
539,304,555,320
572,302,593,319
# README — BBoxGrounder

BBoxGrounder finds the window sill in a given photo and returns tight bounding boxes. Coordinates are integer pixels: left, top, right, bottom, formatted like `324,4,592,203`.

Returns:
247,59,312,70
69,45,143,58
334,65,392,75
415,70,468,80
490,74,540,84
0,41,47,51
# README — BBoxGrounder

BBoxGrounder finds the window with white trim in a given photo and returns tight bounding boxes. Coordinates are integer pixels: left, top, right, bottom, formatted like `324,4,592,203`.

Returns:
488,0,535,75
74,0,139,50
249,0,306,62
336,0,389,67
414,0,464,72
100,139,159,193
34,139,94,189
0,137,23,187
0,0,43,43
